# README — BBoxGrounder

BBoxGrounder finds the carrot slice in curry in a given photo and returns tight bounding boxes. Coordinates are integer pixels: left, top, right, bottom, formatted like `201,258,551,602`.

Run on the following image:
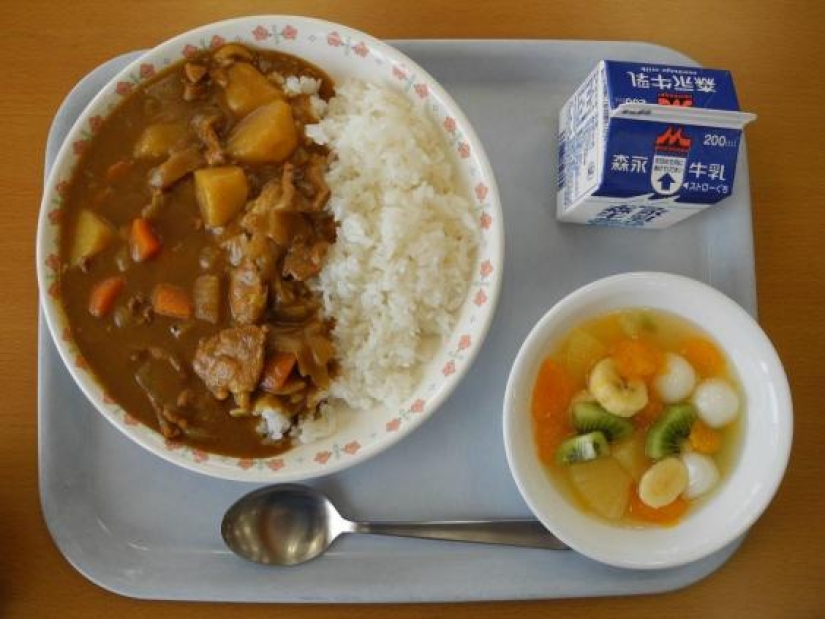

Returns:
105,159,133,183
88,276,125,318
260,352,298,393
151,283,193,320
130,218,162,262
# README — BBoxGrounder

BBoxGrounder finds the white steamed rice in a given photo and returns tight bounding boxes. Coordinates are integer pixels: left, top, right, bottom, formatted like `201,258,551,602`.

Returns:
306,78,479,412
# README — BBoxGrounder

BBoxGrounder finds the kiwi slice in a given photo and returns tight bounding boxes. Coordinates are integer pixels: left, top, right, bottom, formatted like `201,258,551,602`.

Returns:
645,403,697,460
556,431,610,465
572,401,633,442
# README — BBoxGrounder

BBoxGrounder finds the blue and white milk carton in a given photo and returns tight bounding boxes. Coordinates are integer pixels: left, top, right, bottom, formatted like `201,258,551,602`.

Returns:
557,61,756,229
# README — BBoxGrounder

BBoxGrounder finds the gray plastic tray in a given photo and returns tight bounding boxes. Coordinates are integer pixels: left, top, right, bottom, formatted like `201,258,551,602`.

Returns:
39,40,753,602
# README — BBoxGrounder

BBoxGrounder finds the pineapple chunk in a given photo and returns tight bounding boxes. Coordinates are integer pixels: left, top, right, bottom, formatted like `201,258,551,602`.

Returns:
611,435,650,482
69,210,115,267
194,166,249,228
563,329,607,379
133,123,189,159
226,101,297,164
224,63,284,118
568,457,632,520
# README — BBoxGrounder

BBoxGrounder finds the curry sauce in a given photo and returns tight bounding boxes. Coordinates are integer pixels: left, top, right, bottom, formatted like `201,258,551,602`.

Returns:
60,45,338,457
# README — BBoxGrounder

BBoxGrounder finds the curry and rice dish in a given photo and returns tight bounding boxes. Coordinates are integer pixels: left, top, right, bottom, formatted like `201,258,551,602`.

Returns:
58,43,478,457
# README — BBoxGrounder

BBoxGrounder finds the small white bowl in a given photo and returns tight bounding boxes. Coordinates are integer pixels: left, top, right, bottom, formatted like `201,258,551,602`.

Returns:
503,272,792,569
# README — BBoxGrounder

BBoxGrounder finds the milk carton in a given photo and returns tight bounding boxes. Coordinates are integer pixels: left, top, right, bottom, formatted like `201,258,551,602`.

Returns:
557,61,756,229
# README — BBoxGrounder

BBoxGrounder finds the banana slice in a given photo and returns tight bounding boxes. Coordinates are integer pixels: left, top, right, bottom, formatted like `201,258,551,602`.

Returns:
654,353,697,403
589,358,648,418
638,457,688,508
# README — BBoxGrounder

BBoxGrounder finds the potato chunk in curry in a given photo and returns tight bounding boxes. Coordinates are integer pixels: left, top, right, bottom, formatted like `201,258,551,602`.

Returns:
69,209,115,267
194,165,249,228
226,100,298,163
224,62,284,118
133,122,189,159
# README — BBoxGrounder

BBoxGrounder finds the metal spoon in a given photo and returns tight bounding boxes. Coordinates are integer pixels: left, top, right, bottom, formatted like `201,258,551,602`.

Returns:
221,484,567,565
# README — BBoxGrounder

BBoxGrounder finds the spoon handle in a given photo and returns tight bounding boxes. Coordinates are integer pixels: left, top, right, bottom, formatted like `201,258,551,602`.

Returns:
352,519,568,550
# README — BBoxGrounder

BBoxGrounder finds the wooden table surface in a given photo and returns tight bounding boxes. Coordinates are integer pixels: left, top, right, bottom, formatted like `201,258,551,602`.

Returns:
4,0,824,616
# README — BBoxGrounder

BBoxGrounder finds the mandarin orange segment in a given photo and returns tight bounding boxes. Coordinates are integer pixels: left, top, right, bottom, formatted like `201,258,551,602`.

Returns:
688,419,722,454
628,486,688,525
681,337,725,377
611,338,664,381
531,358,576,463
632,392,664,431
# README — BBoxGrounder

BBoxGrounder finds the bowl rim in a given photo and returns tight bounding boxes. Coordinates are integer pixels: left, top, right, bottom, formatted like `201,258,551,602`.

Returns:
36,15,504,482
502,271,793,569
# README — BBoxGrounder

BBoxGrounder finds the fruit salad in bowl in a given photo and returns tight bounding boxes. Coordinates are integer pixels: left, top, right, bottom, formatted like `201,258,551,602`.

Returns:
547,308,742,524
503,272,792,569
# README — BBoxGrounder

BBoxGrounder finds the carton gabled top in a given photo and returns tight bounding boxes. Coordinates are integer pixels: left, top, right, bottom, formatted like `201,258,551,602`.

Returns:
603,60,741,111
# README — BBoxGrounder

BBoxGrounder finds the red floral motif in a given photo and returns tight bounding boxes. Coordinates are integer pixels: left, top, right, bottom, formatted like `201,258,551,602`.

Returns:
386,418,401,432
410,398,426,413
414,83,428,99
61,326,72,342
343,441,361,455
74,353,88,370
353,42,369,57
442,360,456,377
193,449,209,462
314,450,332,464
45,253,60,272
474,289,488,306
89,115,104,132
116,82,132,96
480,260,493,278
56,180,70,197
139,63,155,79
443,116,456,133
458,142,470,158
281,25,297,40
72,140,89,156
48,280,60,300
102,392,116,405
210,35,226,49
475,183,488,201
458,334,472,351
327,31,343,47
237,458,254,470
182,44,199,58
392,65,407,80
252,25,270,41
480,212,492,230
267,458,285,471
165,439,184,451
48,208,63,225
123,413,138,426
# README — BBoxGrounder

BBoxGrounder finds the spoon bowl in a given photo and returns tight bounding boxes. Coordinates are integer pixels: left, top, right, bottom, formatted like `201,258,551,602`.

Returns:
222,484,349,565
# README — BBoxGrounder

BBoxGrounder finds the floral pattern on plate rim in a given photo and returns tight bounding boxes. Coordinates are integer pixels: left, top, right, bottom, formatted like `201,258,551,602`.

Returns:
40,20,501,478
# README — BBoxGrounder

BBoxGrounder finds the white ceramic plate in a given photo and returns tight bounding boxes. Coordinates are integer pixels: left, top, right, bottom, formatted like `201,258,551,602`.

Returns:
36,16,503,481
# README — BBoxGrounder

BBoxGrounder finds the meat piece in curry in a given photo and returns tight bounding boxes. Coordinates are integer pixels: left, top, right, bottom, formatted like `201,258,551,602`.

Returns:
58,44,337,458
